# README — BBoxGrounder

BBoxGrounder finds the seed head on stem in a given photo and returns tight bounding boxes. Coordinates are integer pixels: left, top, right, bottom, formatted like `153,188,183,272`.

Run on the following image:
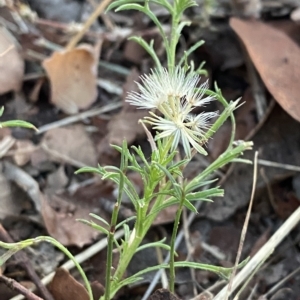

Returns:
126,67,217,158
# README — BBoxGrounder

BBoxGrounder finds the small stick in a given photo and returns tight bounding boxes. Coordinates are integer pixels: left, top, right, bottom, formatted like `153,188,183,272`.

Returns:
154,235,168,289
244,54,267,120
37,102,122,134
2,161,42,212
260,168,276,213
0,275,43,300
262,265,300,298
258,159,300,172
9,229,124,300
0,225,53,300
41,143,87,168
0,45,14,57
225,151,258,300
213,204,300,299
66,0,113,50
245,99,275,141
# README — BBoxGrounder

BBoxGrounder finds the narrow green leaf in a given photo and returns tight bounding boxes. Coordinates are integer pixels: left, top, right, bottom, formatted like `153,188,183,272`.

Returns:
160,149,177,166
0,120,38,131
154,162,182,199
128,36,162,69
131,145,150,168
0,248,21,266
127,257,249,284
136,238,171,253
111,276,143,296
89,213,109,226
115,3,144,12
107,0,144,11
231,158,253,164
185,178,219,193
127,166,143,173
102,172,120,180
176,21,191,37
147,197,178,218
185,188,224,201
123,223,131,241
183,198,198,213
75,166,101,175
169,159,189,170
116,216,136,230
77,219,109,235
179,40,205,66
103,166,121,173
110,145,123,153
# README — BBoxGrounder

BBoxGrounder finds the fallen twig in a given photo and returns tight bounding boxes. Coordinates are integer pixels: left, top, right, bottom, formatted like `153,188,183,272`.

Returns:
10,229,124,300
0,275,42,300
0,224,54,300
213,205,300,299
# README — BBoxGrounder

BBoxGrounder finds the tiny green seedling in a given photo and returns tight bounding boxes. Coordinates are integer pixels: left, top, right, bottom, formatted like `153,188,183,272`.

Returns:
0,106,38,131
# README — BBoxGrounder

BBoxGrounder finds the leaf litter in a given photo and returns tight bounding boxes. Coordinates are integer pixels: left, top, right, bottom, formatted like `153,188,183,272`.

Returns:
0,27,24,94
42,44,99,114
230,18,300,122
0,0,300,299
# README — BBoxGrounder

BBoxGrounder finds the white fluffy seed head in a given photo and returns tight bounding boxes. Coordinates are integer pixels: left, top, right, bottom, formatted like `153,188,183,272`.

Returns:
126,67,217,157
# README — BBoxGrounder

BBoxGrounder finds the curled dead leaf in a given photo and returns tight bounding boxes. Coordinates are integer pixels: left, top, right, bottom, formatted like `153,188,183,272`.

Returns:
42,44,98,114
41,124,98,167
230,18,300,122
49,268,89,300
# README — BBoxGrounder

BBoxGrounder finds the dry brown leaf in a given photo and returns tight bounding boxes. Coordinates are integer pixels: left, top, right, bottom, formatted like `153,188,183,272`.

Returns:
41,180,112,247
91,281,105,299
41,124,97,167
153,205,178,225
0,27,24,94
42,44,98,114
49,268,89,300
124,40,147,64
107,110,147,146
269,20,300,45
41,193,99,247
13,140,37,166
106,68,147,145
230,18,300,122
97,68,148,164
